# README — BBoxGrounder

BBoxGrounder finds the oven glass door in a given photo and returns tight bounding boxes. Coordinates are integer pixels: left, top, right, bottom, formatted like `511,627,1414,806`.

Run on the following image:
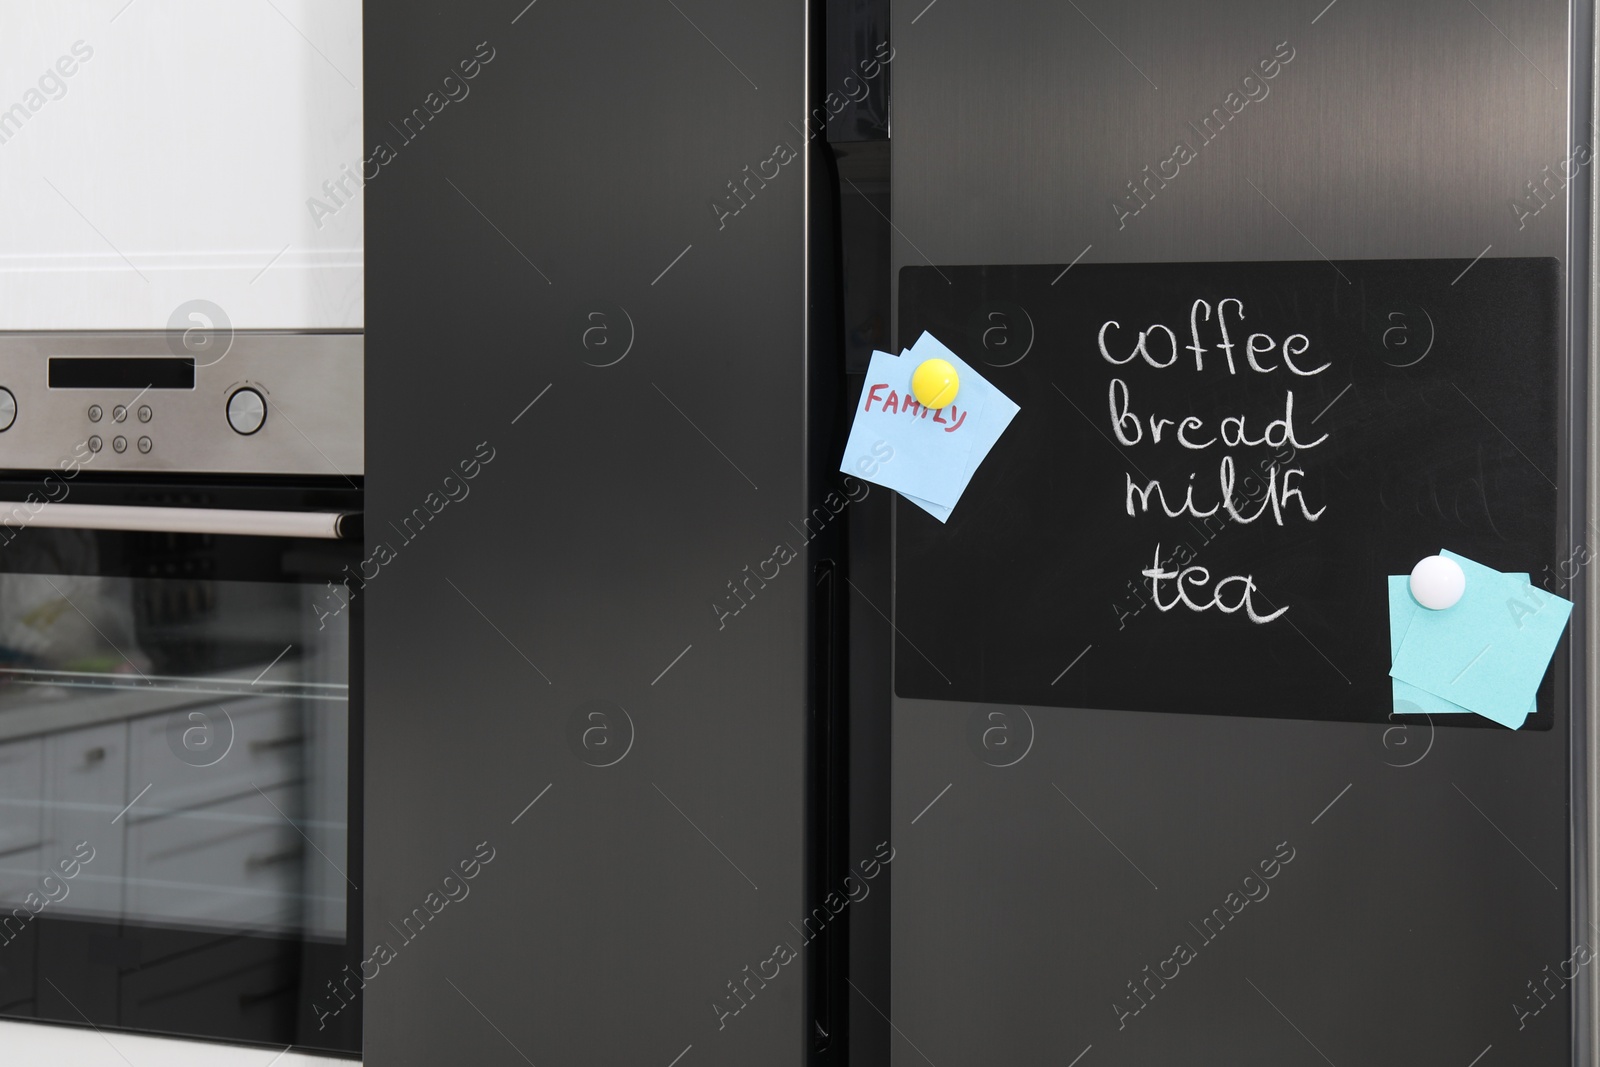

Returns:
0,478,361,1055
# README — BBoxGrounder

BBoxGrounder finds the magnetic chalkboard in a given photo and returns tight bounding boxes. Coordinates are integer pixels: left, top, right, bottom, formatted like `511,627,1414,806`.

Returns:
895,258,1566,727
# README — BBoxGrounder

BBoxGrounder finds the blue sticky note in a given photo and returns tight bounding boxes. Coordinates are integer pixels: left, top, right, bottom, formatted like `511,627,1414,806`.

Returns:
1390,551,1571,728
838,349,986,507
900,492,954,522
895,332,1021,522
1387,574,1534,727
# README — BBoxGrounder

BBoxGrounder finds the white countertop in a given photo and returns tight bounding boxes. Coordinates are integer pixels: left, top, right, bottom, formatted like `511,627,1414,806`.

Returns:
0,1018,355,1065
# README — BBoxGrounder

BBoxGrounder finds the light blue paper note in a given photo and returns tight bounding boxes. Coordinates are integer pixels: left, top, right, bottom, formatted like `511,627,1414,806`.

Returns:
900,492,954,522
1389,551,1571,728
1387,574,1534,727
838,349,986,507
895,332,1021,522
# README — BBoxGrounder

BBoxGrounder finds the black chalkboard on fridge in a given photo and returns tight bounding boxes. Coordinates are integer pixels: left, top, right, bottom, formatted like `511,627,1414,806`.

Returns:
895,258,1564,728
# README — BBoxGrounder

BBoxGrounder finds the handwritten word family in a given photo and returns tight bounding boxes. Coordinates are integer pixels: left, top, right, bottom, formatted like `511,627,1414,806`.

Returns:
861,383,970,431
1101,298,1332,623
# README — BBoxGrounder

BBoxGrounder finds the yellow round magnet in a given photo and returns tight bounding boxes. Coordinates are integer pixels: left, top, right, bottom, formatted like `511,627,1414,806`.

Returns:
911,358,960,409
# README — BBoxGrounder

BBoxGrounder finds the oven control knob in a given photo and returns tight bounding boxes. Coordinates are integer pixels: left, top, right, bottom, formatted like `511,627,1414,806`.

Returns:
226,387,266,435
0,388,13,432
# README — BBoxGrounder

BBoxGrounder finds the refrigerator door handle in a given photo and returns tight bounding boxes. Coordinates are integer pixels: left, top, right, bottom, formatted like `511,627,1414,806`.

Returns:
0,502,361,540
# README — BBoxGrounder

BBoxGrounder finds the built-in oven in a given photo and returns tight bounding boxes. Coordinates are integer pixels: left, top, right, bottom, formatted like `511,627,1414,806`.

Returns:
0,332,362,1056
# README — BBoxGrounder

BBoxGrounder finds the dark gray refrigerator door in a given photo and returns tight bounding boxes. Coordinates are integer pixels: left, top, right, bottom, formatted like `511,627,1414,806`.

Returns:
883,2,1591,1065
365,3,818,1064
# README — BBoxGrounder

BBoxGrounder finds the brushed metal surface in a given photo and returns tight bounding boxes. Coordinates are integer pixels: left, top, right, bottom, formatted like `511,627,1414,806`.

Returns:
1577,8,1598,1064
0,502,349,538
364,3,813,1066
887,2,1583,1065
0,332,362,476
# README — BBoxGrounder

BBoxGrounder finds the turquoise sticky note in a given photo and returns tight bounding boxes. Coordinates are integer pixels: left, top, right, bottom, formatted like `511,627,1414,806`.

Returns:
1387,574,1534,727
1390,551,1571,728
838,349,986,508
895,332,1021,522
1388,575,1470,715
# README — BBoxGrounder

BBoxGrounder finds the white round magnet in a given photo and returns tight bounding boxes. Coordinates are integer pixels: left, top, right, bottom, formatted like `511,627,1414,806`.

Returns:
1409,555,1466,610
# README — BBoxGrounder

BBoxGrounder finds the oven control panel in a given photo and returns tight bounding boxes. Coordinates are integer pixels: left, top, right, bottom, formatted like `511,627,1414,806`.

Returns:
0,332,362,476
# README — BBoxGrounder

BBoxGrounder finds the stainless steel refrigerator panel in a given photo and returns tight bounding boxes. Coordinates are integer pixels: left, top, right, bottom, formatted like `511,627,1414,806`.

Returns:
887,2,1582,1065
890,3,1565,266
366,3,815,1065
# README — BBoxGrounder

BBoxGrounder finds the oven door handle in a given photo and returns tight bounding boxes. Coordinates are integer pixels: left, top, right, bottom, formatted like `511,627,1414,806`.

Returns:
0,502,361,540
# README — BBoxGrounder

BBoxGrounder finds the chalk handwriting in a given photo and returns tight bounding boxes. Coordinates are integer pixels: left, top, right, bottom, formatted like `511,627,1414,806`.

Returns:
1101,297,1331,624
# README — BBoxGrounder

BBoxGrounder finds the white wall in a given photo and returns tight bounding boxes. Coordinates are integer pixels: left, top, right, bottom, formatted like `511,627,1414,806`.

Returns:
0,0,362,329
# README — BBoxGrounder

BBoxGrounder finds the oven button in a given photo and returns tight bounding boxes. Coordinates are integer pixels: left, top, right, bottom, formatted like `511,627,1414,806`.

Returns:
227,387,266,435
112,435,127,453
137,436,151,454
138,405,152,423
112,405,127,423
87,404,102,423
88,435,102,452
0,388,13,432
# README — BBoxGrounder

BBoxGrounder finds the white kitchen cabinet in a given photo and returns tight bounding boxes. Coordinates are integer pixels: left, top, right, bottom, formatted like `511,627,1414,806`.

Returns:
40,720,126,918
0,738,43,861
127,694,304,814
124,783,305,932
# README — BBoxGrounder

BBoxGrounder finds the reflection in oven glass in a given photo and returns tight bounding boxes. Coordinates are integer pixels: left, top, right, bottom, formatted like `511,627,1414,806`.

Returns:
0,551,348,943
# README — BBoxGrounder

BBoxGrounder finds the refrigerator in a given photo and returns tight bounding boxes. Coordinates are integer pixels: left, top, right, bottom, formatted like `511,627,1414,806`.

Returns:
365,3,832,1065
880,2,1595,1065
366,1,1597,1064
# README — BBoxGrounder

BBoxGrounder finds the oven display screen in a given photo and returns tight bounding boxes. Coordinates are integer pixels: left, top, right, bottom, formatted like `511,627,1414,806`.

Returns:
49,356,197,389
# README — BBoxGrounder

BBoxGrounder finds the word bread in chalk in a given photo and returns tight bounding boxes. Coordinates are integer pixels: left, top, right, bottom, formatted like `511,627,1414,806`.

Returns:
1108,380,1329,450
1098,298,1331,377
1141,543,1288,623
